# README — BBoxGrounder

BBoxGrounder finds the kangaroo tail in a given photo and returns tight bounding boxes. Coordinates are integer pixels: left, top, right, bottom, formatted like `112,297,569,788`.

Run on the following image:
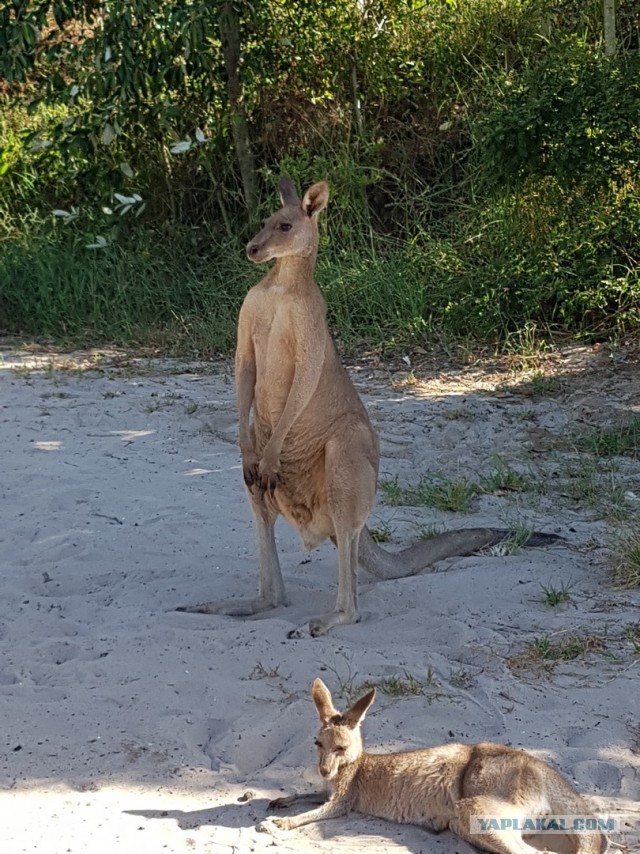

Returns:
358,526,562,581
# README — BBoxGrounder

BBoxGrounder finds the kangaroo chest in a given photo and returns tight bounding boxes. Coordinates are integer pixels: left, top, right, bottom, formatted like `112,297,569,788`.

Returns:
250,288,325,430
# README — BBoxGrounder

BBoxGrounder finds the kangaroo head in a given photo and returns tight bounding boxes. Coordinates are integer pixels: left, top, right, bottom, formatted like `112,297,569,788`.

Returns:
246,177,329,264
310,678,376,780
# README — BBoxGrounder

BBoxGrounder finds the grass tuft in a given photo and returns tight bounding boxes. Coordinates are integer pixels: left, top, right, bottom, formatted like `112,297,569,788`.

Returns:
380,474,479,513
627,624,640,656
557,458,631,522
482,457,533,494
368,521,394,543
485,525,534,556
509,633,607,673
359,669,450,704
574,418,640,459
417,524,442,541
540,580,573,607
611,532,640,588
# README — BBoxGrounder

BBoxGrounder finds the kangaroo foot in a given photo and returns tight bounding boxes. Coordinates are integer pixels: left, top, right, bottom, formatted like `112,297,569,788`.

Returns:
176,595,286,617
287,609,361,638
257,817,290,833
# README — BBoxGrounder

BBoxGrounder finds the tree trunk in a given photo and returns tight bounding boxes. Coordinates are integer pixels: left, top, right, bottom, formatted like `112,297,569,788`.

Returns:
604,0,617,56
219,2,257,214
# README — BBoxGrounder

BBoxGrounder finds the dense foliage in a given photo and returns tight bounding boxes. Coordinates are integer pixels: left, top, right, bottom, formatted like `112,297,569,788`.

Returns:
0,0,638,351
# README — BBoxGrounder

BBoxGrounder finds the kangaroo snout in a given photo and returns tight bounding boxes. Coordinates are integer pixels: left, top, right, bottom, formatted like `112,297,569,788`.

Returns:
246,241,264,261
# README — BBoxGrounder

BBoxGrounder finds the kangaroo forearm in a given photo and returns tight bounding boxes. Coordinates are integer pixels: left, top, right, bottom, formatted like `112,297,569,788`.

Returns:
269,791,326,810
238,411,254,454
238,417,253,453
236,361,256,451
269,362,323,450
284,797,350,828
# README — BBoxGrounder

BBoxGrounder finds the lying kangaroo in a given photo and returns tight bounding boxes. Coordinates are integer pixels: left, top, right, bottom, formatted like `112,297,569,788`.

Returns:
180,177,557,636
258,678,608,854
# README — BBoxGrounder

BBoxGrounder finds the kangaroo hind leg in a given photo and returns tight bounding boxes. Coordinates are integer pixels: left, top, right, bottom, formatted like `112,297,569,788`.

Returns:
178,489,287,616
451,796,546,854
307,430,376,637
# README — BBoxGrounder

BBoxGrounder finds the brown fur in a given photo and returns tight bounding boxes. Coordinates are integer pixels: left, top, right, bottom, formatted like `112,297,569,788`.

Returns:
178,177,558,635
257,679,608,854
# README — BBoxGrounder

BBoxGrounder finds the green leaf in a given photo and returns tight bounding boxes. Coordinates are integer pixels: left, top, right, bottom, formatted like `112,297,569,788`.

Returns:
101,123,116,146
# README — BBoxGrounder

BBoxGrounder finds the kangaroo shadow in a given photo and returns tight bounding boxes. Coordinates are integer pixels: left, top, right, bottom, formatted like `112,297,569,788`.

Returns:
125,801,477,850
125,797,272,832
126,802,590,852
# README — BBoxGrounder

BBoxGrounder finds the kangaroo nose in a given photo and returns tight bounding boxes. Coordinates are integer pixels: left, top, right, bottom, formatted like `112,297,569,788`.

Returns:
247,242,260,259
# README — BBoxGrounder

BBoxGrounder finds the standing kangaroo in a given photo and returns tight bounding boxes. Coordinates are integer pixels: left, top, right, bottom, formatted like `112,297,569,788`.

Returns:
180,177,557,636
258,678,609,854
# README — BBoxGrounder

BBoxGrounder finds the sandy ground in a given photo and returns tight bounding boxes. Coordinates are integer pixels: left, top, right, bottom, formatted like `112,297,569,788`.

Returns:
1,342,639,853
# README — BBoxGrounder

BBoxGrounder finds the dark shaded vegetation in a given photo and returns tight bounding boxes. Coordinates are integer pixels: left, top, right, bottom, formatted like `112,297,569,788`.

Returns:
1,1,638,353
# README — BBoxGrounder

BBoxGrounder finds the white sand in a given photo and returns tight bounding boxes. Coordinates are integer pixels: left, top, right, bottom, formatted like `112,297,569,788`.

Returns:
0,343,638,853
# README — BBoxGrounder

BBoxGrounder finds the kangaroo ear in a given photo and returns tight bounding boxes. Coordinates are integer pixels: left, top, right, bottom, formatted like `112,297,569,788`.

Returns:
343,688,376,729
301,181,329,218
311,678,340,724
279,175,299,207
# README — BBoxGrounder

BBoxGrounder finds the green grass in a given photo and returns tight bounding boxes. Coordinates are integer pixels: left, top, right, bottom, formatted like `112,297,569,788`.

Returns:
379,477,403,506
557,458,632,522
318,249,431,346
359,669,450,704
0,231,251,356
1,4,638,350
528,372,560,397
481,457,533,494
540,580,573,607
487,524,534,556
627,624,640,656
11,364,32,378
509,623,640,675
575,418,640,459
368,521,394,543
530,634,605,662
417,524,442,541
380,474,479,513
510,633,608,672
2,168,639,352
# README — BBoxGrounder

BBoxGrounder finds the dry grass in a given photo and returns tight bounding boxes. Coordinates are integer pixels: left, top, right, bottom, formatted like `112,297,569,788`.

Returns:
508,632,608,674
611,532,640,588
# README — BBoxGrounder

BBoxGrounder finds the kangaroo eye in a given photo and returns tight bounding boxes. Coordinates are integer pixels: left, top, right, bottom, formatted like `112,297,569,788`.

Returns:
335,747,345,753
279,222,292,232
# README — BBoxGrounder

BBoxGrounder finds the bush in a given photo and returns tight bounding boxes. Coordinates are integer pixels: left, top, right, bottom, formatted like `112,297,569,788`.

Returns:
476,40,640,190
0,2,638,350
